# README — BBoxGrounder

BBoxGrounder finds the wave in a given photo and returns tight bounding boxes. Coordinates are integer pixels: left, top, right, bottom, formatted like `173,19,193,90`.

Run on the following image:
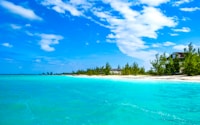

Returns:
120,103,190,124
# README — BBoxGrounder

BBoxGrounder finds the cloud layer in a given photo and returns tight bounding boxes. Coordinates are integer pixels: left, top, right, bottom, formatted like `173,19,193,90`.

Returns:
0,0,42,20
38,34,63,52
2,42,13,48
180,7,200,12
140,0,170,6
173,27,191,32
39,0,179,63
173,0,193,6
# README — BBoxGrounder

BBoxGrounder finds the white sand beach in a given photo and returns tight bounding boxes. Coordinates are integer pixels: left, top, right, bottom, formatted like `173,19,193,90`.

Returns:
71,75,200,82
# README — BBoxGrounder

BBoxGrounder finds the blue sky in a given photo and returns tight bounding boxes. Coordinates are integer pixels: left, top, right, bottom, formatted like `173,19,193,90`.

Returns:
0,0,200,74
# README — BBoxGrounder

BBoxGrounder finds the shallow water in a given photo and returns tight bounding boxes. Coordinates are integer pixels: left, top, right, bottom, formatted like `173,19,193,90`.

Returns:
0,75,200,125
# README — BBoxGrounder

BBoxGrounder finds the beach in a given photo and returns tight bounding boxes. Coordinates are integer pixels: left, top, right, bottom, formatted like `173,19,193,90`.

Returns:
71,75,200,82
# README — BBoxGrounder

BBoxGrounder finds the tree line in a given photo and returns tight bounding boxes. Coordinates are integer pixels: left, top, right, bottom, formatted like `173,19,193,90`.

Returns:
75,63,111,75
74,43,200,76
74,62,145,75
149,43,200,76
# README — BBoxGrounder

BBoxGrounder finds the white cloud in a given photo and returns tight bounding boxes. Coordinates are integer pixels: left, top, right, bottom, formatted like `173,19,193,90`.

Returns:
94,1,176,61
181,17,190,21
136,6,176,38
173,45,187,51
41,0,84,16
152,41,175,48
180,7,200,12
25,31,34,36
39,0,177,64
25,24,31,27
173,27,191,32
163,41,176,46
35,59,41,63
38,34,63,52
69,0,85,5
69,0,91,10
118,41,158,62
152,43,161,48
0,0,42,20
173,0,193,6
140,0,170,6
173,44,200,52
10,24,22,30
25,31,64,52
2,42,13,48
170,33,179,36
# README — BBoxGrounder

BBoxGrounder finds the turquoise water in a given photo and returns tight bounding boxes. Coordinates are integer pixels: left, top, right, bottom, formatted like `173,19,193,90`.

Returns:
0,75,200,125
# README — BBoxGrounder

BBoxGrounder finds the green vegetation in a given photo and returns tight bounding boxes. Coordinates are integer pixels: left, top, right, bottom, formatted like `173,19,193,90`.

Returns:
75,63,110,75
149,52,181,75
42,72,54,75
121,62,145,75
150,43,200,76
74,43,200,76
74,62,145,75
150,53,166,75
183,43,200,76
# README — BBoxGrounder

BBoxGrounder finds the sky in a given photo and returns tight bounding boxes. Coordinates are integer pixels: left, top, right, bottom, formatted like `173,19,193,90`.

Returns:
0,0,200,74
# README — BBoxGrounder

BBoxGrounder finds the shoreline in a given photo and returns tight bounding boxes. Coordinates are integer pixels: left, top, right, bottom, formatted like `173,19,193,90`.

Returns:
69,75,200,82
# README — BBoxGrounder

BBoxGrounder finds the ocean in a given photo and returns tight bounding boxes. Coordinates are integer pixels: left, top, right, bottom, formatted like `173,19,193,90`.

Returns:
0,75,200,125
